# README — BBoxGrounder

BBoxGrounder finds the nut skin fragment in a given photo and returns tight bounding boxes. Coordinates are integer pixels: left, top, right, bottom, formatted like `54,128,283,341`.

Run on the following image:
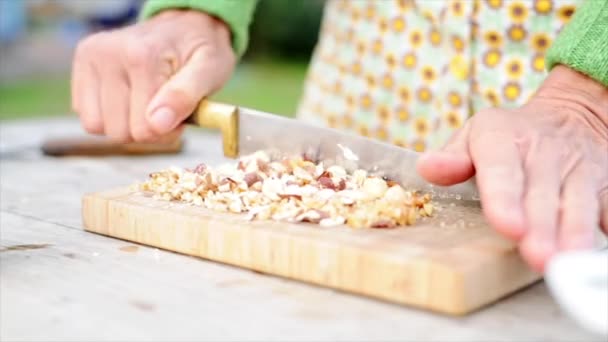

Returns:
386,179,399,187
193,163,207,174
139,152,434,229
371,219,396,229
244,172,262,187
337,179,346,191
318,176,336,189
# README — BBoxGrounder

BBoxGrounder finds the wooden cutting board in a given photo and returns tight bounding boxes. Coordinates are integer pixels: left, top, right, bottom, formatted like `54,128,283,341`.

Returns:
82,187,540,315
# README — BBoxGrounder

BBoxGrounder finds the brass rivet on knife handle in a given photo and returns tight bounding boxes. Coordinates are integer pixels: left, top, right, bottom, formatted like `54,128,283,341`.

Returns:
189,100,239,158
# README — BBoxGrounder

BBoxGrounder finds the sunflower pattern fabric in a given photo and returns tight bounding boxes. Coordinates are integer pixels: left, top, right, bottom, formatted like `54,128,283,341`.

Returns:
295,0,580,151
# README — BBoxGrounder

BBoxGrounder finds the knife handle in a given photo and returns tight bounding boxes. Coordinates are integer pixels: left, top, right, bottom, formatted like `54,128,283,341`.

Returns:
186,99,239,158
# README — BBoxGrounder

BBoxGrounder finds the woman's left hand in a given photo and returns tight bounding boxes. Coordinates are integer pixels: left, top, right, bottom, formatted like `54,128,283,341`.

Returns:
417,65,608,272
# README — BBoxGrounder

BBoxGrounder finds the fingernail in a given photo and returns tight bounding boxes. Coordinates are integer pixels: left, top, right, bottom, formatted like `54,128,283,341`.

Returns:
149,107,176,132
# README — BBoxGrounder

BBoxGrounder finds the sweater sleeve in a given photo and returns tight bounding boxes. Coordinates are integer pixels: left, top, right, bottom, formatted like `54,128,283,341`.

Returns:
546,0,608,86
139,0,258,58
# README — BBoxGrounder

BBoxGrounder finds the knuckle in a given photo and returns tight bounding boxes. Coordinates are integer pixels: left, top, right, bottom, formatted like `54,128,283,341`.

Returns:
525,188,557,207
75,36,94,57
76,32,118,65
201,44,221,60
166,87,196,107
211,44,236,68
76,33,105,57
560,200,586,216
124,40,155,68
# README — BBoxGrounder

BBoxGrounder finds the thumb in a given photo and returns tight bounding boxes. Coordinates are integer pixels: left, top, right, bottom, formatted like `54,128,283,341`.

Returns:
146,48,230,134
416,123,475,186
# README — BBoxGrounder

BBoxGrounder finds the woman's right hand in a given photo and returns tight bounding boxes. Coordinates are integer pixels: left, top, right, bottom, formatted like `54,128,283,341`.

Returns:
71,10,236,142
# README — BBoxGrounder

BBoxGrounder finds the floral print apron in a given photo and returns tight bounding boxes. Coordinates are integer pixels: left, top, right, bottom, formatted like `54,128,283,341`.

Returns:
296,0,580,151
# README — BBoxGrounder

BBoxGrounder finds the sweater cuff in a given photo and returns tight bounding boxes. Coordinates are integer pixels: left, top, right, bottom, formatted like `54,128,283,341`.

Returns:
139,0,257,58
546,0,608,86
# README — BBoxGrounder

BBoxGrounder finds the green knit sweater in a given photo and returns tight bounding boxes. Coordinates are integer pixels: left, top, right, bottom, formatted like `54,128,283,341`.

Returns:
140,0,258,58
140,0,608,86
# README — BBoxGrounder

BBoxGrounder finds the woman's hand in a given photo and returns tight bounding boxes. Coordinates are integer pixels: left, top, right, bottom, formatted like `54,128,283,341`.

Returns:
71,10,236,142
417,65,608,272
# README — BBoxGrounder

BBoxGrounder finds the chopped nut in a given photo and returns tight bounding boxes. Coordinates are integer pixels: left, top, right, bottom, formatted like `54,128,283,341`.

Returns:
314,162,325,178
315,189,337,202
363,177,388,199
327,165,347,179
320,216,346,227
385,185,407,203
217,182,232,192
296,209,328,223
293,166,313,181
335,178,347,191
407,208,417,225
386,179,399,187
423,203,434,216
262,178,283,200
257,159,270,173
272,207,302,221
228,199,243,213
138,151,434,229
352,169,367,186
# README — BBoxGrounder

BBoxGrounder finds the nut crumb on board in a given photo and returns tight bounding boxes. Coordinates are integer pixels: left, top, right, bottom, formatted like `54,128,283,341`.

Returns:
138,151,433,229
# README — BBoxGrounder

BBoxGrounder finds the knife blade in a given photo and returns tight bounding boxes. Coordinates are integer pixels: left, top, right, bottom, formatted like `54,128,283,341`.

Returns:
189,100,479,201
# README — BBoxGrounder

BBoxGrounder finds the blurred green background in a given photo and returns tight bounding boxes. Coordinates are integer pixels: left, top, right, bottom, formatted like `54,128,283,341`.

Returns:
0,0,324,121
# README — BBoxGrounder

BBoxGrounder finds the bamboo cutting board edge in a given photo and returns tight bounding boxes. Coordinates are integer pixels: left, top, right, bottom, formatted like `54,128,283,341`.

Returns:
82,187,541,315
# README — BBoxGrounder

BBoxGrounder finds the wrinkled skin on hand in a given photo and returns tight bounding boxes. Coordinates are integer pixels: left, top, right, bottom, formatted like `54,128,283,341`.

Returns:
71,10,236,143
418,65,608,272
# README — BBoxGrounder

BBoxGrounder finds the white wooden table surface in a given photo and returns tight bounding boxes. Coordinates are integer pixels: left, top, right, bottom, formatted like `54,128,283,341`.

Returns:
0,118,601,341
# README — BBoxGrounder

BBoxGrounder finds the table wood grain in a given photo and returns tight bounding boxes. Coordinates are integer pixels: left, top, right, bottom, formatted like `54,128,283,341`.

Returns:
0,118,601,341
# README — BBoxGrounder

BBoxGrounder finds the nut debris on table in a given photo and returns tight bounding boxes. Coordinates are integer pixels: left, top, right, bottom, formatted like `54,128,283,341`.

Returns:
139,151,434,228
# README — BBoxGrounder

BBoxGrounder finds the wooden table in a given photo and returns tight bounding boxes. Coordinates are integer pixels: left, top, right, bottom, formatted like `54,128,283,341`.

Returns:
0,118,601,341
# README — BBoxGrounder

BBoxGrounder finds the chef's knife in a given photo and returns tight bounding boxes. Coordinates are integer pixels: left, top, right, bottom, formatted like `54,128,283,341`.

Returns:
187,100,479,201
41,136,183,156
